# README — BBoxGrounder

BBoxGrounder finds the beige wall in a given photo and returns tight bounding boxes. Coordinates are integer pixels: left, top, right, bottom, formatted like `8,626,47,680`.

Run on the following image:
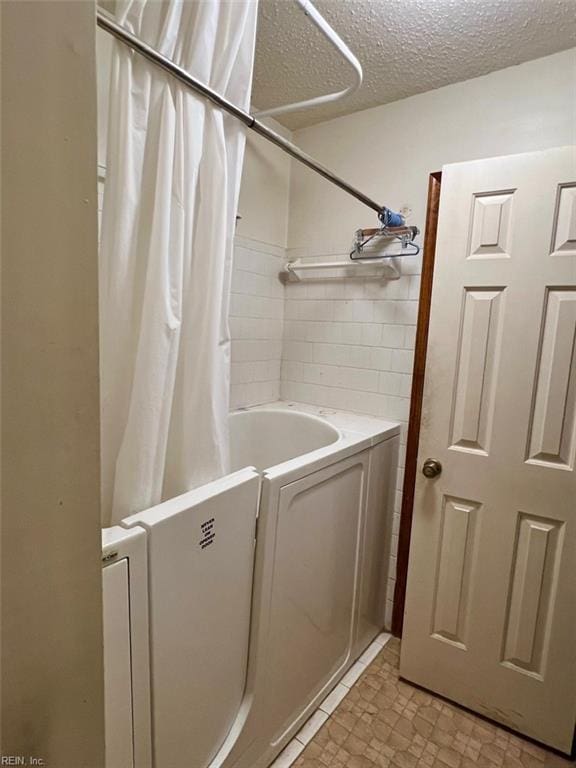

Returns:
232,119,291,408
1,2,104,764
236,117,292,248
288,48,576,255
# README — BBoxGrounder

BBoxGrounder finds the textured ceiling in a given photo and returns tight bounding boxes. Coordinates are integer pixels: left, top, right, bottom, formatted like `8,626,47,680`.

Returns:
253,0,576,130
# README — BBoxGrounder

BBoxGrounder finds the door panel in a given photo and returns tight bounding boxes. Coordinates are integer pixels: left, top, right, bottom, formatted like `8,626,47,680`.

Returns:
552,183,576,255
527,288,576,468
103,559,134,768
431,495,480,647
449,288,504,453
122,469,260,768
503,513,563,677
401,146,576,753
264,453,369,745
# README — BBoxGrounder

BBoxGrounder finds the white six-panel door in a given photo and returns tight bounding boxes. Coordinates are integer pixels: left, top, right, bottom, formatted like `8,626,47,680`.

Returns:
400,146,576,753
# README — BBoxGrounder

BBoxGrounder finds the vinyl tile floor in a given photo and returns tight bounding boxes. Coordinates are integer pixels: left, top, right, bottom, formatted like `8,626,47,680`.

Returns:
292,638,574,768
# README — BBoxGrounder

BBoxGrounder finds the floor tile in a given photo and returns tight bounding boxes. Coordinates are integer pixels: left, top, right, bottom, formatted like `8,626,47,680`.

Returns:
291,638,576,768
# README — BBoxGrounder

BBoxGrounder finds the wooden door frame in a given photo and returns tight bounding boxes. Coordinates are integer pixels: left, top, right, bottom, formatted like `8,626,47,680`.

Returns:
392,171,442,638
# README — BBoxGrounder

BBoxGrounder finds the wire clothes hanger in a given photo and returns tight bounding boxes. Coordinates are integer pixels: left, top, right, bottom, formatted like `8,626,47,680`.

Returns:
350,226,421,260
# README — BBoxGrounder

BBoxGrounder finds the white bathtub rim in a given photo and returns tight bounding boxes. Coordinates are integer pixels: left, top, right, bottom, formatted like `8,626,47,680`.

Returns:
236,401,401,446
230,406,342,440
235,402,400,483
101,405,400,536
229,407,342,473
102,523,147,560
260,429,374,483
119,466,260,530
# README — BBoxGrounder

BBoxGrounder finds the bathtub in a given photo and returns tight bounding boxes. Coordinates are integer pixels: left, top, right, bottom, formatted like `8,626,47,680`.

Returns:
102,402,400,768
229,407,340,471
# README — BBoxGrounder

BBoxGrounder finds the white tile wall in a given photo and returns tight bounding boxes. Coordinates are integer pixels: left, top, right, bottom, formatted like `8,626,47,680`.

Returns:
230,235,286,409
279,250,422,627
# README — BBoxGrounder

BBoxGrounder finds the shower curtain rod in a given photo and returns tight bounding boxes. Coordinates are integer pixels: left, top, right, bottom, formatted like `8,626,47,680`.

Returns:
96,10,384,216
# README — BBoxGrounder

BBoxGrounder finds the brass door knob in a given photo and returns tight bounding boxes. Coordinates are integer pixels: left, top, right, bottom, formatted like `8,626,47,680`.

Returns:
422,458,442,478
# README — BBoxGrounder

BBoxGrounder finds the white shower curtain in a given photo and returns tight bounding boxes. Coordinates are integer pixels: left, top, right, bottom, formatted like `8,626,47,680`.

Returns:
100,0,258,524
